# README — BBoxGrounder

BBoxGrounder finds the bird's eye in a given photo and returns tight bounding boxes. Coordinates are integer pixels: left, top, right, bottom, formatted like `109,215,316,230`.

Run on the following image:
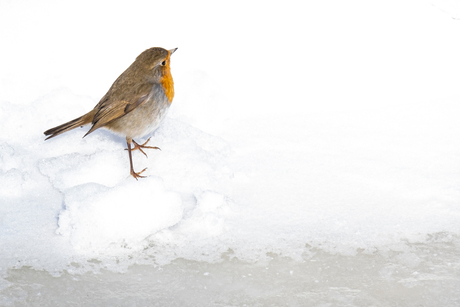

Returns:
161,60,166,66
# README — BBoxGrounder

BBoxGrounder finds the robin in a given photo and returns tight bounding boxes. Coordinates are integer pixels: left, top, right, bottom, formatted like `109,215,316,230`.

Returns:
44,47,177,180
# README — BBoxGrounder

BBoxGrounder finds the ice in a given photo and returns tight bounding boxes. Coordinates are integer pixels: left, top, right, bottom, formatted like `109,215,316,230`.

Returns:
1,0,460,305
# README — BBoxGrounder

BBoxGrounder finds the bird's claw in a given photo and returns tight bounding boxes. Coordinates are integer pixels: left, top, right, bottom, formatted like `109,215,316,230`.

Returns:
130,167,147,180
125,137,161,158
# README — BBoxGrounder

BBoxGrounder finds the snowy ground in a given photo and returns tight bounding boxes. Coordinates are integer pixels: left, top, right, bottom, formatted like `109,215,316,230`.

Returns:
1,0,460,306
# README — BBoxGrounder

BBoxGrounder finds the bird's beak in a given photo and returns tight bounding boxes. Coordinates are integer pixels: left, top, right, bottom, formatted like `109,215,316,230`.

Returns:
169,48,178,55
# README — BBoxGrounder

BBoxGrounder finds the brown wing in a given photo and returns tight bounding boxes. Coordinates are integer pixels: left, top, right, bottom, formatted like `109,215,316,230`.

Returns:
83,82,153,137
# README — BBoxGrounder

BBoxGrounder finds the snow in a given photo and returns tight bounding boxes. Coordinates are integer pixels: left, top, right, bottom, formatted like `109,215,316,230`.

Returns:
1,0,460,305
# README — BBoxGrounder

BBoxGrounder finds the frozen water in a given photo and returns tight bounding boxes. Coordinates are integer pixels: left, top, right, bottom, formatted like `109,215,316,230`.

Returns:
1,0,460,305
3,243,460,307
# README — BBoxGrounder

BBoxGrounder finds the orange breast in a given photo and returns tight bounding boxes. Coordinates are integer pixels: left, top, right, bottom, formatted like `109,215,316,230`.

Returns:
160,61,174,103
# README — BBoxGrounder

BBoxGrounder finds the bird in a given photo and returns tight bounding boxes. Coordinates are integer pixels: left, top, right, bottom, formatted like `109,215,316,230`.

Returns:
44,47,177,180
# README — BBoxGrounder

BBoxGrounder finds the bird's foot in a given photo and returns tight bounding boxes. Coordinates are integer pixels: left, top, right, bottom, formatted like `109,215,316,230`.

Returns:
130,167,147,180
125,137,161,158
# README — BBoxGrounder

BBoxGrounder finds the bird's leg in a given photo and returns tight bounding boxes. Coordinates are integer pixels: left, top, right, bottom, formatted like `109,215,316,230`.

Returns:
125,137,161,158
126,138,147,180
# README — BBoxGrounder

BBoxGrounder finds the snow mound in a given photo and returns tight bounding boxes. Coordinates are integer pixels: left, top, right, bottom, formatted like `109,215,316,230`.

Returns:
56,180,184,254
0,88,236,279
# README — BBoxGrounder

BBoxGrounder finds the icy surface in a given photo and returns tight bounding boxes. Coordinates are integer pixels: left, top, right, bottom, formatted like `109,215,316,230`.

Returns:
1,0,460,305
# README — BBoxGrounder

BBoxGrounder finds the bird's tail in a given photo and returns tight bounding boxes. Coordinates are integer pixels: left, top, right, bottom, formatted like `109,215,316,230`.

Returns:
44,112,93,140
